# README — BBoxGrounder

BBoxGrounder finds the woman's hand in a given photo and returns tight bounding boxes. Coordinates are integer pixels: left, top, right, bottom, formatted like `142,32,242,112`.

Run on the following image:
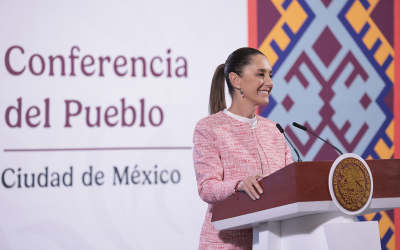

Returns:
238,173,266,200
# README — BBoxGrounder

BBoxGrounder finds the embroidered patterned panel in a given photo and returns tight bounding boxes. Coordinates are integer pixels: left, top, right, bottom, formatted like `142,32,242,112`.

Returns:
250,0,394,249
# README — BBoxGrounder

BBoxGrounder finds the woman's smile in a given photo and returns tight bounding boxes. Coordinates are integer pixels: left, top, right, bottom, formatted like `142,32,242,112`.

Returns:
258,89,271,96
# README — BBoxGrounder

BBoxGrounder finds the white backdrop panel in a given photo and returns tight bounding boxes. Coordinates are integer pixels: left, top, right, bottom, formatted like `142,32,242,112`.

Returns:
0,1,247,249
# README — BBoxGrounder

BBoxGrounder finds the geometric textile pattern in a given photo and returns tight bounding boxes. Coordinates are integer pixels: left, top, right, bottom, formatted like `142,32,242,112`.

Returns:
251,0,395,248
283,51,369,160
339,0,395,248
256,0,315,116
358,210,395,250
339,0,394,160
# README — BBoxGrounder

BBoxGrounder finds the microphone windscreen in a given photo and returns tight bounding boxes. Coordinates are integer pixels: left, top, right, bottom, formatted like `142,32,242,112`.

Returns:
276,123,284,133
292,122,307,131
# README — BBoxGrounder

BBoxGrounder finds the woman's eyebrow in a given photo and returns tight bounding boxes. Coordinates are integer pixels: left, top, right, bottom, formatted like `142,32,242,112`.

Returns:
257,69,272,73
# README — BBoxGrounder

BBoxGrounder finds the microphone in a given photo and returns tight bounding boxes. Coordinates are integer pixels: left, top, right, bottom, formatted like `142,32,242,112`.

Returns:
292,122,343,155
276,123,302,162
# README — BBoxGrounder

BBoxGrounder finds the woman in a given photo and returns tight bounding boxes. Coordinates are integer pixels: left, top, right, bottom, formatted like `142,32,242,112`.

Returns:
193,47,294,249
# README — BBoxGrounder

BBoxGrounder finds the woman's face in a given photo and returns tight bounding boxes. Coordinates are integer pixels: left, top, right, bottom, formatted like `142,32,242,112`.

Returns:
239,54,273,106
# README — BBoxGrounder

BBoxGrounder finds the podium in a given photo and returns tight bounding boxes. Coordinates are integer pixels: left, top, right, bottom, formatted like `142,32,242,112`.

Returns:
211,159,400,250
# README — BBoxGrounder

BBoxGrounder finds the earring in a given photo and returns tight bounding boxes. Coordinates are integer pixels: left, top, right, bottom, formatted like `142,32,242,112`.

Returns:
239,89,244,98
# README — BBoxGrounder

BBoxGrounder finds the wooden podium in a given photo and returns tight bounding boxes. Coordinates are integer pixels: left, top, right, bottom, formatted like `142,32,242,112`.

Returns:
211,159,400,250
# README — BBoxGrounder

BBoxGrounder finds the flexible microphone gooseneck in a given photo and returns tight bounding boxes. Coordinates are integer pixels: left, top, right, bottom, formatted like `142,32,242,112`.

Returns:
292,122,343,155
276,123,302,162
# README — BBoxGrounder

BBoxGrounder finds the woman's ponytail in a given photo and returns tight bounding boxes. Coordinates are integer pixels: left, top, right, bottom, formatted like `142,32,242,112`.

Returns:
209,64,226,114
208,48,265,115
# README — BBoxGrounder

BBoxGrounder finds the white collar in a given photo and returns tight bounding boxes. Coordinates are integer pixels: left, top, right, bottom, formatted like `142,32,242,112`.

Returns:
223,109,258,129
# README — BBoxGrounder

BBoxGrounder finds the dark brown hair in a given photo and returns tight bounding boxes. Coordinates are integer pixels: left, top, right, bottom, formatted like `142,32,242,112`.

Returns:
209,47,265,114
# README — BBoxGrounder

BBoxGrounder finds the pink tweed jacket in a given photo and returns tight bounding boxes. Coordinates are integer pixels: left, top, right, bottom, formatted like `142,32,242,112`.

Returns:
193,111,294,249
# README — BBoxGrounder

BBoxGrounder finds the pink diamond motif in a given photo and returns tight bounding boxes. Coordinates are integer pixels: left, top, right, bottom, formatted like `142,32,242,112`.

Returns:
312,27,342,67
321,0,332,8
282,95,294,112
370,0,393,46
360,93,372,109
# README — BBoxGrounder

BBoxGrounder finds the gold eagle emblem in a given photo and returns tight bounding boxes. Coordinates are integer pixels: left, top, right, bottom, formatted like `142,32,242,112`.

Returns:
332,158,371,211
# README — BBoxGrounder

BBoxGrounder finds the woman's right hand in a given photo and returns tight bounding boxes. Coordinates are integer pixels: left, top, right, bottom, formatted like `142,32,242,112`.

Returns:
238,173,266,200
